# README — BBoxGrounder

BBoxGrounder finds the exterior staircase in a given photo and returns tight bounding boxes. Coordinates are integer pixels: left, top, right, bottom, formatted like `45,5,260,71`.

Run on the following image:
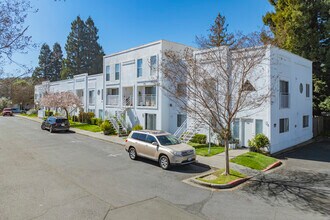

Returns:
174,118,208,143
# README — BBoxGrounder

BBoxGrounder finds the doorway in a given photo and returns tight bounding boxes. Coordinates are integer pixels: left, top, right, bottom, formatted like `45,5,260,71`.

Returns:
242,119,254,147
145,114,156,130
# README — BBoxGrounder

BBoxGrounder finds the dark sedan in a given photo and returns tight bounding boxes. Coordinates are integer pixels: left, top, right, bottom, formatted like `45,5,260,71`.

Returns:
41,116,70,133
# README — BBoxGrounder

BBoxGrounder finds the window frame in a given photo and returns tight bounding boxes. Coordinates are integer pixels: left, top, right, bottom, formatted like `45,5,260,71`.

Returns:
137,59,143,77
177,114,187,127
279,118,289,133
306,84,310,98
150,55,157,75
115,64,120,80
303,115,309,128
106,65,110,81
279,80,290,108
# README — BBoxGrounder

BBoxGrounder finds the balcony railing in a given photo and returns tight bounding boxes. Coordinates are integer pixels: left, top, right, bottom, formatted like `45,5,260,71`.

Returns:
122,96,133,107
280,94,290,108
106,95,119,105
138,94,156,107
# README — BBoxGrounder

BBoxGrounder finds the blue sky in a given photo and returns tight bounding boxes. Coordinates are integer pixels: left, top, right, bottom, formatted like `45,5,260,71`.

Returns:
6,0,273,76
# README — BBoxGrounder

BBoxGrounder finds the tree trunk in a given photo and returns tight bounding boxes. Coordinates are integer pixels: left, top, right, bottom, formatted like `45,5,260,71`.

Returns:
224,138,230,175
64,108,69,119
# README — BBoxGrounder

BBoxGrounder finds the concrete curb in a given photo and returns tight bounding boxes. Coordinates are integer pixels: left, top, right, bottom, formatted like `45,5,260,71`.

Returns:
190,171,252,189
262,160,282,172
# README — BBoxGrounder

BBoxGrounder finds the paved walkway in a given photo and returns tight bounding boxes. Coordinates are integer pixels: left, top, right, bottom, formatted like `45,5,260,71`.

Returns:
16,115,249,170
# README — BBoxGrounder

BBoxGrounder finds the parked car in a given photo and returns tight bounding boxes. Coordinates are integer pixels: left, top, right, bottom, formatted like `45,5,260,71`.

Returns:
125,130,196,169
2,108,13,116
41,116,70,133
11,108,26,114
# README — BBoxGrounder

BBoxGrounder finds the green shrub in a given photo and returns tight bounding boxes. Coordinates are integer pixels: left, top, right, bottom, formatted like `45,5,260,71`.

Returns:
248,134,270,153
96,118,103,126
132,124,143,131
45,110,53,116
78,111,95,124
100,120,116,135
71,115,79,122
90,117,98,125
191,134,207,144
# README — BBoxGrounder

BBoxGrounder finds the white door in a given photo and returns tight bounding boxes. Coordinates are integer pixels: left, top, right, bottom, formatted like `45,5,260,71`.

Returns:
145,114,156,130
243,119,254,147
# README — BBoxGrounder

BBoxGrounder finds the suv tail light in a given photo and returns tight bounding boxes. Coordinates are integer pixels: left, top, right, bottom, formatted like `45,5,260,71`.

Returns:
125,139,128,142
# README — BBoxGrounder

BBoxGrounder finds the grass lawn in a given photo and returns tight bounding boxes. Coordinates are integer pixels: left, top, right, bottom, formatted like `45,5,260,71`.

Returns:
20,113,37,117
230,152,278,170
197,169,246,184
188,142,225,157
69,121,102,132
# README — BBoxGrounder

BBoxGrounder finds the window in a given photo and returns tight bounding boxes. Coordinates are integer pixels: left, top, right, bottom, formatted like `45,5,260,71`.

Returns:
232,119,240,139
299,83,303,94
279,118,289,133
137,133,147,141
303,115,309,128
306,84,310,97
89,90,95,105
146,135,157,144
115,64,120,80
280,80,289,108
176,83,187,97
255,119,263,134
150,55,157,75
131,132,140,140
101,89,103,101
242,80,256,92
106,88,119,105
177,114,187,127
137,59,142,77
106,65,110,81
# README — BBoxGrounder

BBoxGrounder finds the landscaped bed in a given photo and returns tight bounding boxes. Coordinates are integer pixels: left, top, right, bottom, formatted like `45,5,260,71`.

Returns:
197,168,247,185
230,152,278,170
188,142,225,157
69,121,102,132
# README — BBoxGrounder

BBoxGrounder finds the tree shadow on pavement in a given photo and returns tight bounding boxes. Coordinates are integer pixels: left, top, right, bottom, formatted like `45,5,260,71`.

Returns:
242,170,330,216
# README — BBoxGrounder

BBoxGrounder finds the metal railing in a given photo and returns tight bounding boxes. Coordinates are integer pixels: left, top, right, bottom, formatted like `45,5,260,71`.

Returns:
137,94,156,107
122,96,133,107
106,95,119,105
173,119,187,137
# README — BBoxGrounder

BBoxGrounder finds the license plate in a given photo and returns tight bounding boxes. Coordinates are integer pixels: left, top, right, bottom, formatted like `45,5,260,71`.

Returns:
61,123,65,126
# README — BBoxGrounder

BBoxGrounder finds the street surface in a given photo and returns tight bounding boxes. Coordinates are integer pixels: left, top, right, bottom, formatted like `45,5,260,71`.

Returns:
0,116,329,220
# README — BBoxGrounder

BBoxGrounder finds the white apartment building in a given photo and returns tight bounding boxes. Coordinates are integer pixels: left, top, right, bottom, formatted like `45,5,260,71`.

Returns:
34,41,313,154
182,46,313,154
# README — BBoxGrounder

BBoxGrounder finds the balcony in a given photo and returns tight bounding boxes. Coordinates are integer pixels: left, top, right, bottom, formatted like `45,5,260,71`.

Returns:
122,87,134,108
106,95,119,106
138,94,156,107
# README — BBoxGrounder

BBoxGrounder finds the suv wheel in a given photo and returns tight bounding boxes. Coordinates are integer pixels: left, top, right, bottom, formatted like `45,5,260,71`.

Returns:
41,124,46,130
159,155,170,170
128,147,137,160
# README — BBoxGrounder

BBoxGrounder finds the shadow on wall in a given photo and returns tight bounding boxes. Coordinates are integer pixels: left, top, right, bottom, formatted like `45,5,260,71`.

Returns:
242,170,330,215
127,109,140,128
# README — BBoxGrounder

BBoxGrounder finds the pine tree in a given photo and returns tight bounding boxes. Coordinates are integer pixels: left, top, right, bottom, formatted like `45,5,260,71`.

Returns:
32,43,52,80
65,16,86,76
263,0,330,115
64,16,104,77
85,16,104,75
49,43,63,82
196,13,235,48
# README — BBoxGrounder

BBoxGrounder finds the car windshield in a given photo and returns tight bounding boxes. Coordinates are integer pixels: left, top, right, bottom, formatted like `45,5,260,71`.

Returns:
156,134,181,146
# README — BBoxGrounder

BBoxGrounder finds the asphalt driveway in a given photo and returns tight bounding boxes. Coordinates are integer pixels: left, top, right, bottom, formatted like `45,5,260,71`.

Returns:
0,116,329,220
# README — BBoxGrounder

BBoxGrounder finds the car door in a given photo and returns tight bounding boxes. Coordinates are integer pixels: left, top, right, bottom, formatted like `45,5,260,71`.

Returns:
144,135,159,159
135,133,148,157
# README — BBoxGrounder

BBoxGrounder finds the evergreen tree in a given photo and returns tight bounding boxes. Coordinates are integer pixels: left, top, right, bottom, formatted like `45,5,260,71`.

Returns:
196,13,235,48
85,16,104,75
32,43,52,80
263,0,330,115
49,43,63,81
64,16,104,76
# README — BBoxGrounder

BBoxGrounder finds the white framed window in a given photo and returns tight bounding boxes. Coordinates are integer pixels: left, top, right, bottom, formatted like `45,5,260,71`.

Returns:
115,64,120,80
177,114,186,127
306,84,310,97
303,115,309,128
106,65,110,81
255,119,263,134
232,119,240,139
150,55,157,75
280,80,289,108
279,118,289,133
88,90,95,105
137,59,142,77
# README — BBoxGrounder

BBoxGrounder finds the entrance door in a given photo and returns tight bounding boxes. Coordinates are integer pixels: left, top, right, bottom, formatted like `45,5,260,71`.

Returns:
145,114,156,130
243,119,254,147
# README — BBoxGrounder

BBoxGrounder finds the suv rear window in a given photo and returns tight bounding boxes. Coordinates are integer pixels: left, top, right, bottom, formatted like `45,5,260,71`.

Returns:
131,132,147,142
56,119,68,123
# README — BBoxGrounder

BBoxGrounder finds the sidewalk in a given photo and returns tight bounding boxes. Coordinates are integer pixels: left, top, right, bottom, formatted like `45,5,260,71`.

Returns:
16,115,125,146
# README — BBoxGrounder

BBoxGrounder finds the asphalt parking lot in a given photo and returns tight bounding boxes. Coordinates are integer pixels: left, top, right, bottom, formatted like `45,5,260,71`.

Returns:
0,116,329,220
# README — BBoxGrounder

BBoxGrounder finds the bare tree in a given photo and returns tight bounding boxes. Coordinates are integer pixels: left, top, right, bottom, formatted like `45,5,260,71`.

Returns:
40,91,82,119
161,33,271,175
0,0,36,76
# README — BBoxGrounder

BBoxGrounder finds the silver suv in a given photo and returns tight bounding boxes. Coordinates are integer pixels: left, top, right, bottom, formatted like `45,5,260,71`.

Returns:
125,130,196,169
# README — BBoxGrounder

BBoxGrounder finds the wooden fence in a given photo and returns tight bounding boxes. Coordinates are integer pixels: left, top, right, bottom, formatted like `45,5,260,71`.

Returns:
313,116,330,137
